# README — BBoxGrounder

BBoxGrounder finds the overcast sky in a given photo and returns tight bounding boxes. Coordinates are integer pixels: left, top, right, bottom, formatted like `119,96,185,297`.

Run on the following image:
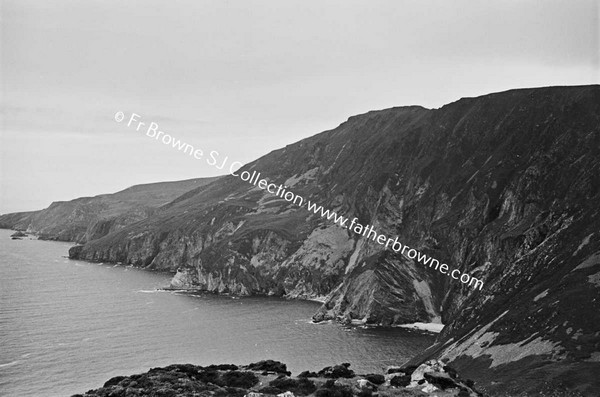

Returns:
1,0,598,213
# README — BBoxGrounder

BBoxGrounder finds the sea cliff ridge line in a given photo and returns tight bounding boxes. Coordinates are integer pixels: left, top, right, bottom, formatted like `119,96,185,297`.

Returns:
3,85,600,395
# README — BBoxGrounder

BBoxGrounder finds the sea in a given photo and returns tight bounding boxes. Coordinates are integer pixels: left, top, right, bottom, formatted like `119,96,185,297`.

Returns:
0,228,435,396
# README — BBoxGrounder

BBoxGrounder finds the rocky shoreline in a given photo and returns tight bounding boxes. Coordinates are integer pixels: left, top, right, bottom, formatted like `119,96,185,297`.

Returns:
73,360,482,397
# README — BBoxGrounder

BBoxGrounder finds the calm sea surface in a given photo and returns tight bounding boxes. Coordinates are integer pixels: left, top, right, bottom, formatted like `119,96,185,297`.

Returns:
0,229,434,396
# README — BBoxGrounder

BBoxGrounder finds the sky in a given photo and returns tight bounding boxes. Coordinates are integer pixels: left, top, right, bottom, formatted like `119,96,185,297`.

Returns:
1,0,598,214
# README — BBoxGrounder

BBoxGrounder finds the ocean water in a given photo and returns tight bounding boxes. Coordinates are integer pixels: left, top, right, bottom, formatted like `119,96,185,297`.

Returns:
0,229,435,396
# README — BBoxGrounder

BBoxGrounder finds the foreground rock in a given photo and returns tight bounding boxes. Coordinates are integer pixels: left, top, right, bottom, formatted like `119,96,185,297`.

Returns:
73,360,482,397
10,230,27,239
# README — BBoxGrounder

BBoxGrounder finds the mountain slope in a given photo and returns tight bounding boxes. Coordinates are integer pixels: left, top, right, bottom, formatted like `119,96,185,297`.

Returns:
61,85,600,394
0,177,220,243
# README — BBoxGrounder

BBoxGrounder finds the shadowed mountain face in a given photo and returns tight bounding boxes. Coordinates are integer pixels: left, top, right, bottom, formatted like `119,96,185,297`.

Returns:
0,178,220,243
5,85,599,394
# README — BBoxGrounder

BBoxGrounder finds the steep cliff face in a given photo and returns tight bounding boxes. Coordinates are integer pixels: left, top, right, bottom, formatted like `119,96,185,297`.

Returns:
64,85,599,394
394,86,600,396
0,178,219,243
69,105,446,320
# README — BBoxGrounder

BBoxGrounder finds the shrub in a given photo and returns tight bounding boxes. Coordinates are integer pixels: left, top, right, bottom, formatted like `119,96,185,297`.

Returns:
389,374,411,387
103,376,126,388
205,364,239,371
298,370,318,378
154,388,177,397
163,363,202,378
258,385,283,394
458,389,471,397
247,360,291,375
155,372,181,384
268,377,316,395
357,389,373,397
214,386,247,397
269,377,298,389
443,365,458,379
364,374,385,385
424,373,459,390
219,371,259,388
314,382,354,397
317,363,355,379
196,370,220,385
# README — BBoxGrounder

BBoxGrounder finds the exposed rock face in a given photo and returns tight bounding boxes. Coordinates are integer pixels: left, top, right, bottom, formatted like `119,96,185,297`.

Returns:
0,178,219,243
7,85,599,394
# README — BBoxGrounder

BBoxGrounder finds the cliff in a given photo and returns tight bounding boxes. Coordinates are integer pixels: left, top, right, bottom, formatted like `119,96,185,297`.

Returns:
0,177,220,243
6,85,599,394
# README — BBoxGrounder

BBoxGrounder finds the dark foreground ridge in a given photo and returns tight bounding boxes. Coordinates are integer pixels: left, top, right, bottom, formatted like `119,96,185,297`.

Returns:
73,360,484,397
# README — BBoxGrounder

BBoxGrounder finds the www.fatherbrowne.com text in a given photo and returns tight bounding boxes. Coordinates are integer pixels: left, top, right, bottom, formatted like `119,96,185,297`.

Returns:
116,111,484,290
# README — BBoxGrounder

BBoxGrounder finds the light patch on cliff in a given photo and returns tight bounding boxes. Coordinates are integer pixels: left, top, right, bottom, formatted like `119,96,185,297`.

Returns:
441,309,561,368
586,352,600,362
573,233,594,256
533,289,549,302
397,322,444,333
215,220,245,238
573,252,600,271
588,271,600,287
345,238,365,274
170,269,193,289
284,225,354,270
499,190,520,225
284,167,319,187
441,310,509,360
412,279,440,322
251,193,287,215
482,336,560,368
